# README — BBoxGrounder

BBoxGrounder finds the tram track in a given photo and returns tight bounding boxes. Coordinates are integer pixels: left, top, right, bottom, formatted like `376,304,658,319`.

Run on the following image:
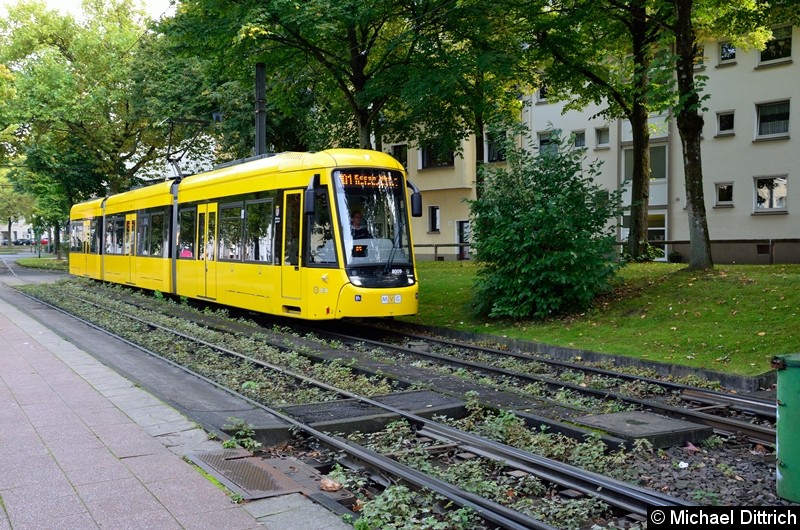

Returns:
23,278,778,448
369,324,778,418
15,282,698,528
301,323,777,446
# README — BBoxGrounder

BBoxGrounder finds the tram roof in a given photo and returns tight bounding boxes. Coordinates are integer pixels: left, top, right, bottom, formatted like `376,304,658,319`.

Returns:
70,149,405,216
177,149,404,200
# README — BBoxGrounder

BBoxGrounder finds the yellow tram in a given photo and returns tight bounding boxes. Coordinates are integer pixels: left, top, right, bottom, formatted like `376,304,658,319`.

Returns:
69,149,422,319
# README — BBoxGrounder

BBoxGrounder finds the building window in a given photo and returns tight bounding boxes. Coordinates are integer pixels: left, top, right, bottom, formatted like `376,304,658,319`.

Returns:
596,127,610,148
428,206,440,233
756,101,790,138
715,182,734,207
754,176,787,211
390,144,408,169
717,111,734,135
719,41,736,64
623,145,667,182
421,142,455,169
486,131,507,162
760,25,792,63
620,213,666,258
572,130,586,148
537,81,548,102
538,131,558,156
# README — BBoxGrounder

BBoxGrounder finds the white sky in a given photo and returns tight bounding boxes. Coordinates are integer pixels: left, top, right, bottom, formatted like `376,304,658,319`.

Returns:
1,0,175,21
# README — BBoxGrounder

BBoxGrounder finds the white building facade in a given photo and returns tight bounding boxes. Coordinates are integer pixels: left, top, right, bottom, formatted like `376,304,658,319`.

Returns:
399,24,799,264
1,219,35,245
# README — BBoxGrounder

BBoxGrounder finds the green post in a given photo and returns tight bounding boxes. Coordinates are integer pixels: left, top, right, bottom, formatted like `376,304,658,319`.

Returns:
773,354,800,502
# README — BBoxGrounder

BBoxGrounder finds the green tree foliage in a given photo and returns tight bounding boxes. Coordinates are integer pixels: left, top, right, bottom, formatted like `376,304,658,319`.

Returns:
163,0,531,160
468,134,621,320
381,0,533,167
142,15,311,160
0,64,16,164
0,0,184,195
164,0,436,150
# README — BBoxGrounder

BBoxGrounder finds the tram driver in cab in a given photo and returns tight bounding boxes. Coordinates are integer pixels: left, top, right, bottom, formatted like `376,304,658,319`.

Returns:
350,210,371,239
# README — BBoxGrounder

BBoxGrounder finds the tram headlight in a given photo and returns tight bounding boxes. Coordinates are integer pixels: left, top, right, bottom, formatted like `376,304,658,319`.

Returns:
348,269,363,286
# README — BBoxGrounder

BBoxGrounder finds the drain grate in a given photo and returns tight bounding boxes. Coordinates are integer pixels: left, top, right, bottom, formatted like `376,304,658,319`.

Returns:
188,448,303,500
187,449,355,506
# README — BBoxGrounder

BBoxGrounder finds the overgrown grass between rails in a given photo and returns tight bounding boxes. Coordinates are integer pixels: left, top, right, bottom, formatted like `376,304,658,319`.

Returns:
400,261,800,377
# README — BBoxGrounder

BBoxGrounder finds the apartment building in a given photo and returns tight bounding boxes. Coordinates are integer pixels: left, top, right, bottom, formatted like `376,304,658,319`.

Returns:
397,24,799,264
0,219,36,245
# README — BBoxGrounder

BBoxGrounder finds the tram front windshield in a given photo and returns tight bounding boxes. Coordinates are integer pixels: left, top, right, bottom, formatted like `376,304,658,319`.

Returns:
333,169,415,288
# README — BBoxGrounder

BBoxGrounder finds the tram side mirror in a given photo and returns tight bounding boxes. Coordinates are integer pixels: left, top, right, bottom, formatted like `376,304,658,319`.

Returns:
304,187,316,216
304,173,321,216
411,191,422,217
407,179,423,217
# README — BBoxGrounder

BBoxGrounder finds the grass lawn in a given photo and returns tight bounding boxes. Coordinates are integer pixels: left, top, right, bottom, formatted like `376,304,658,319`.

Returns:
399,261,799,377
15,255,70,271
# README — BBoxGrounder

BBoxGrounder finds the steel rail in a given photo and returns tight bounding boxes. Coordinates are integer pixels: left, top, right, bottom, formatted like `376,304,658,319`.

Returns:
679,388,776,418
58,288,777,445
313,329,777,445
129,315,693,516
361,324,777,418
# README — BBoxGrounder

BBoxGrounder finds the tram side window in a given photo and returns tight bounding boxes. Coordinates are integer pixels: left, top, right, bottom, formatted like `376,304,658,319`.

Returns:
149,212,166,257
309,190,336,265
244,200,273,262
178,208,196,258
105,216,125,254
70,222,84,253
89,219,100,254
218,204,243,261
135,211,167,257
136,215,150,255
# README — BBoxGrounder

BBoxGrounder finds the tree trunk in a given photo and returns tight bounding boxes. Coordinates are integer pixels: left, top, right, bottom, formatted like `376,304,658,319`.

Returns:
626,100,651,260
51,222,60,259
673,0,713,270
624,0,652,261
356,107,372,150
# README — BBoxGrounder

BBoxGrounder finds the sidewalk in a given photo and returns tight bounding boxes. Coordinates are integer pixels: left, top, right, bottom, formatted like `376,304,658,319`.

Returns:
0,290,350,530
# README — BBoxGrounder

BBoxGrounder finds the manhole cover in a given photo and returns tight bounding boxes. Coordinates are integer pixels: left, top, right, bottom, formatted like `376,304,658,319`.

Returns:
188,448,303,500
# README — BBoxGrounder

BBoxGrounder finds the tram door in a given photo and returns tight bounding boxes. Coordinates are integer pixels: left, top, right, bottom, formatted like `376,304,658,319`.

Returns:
198,204,217,299
77,221,89,274
281,192,302,300
124,214,136,283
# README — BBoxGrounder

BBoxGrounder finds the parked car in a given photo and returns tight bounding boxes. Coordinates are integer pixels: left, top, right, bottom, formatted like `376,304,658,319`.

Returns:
13,238,32,245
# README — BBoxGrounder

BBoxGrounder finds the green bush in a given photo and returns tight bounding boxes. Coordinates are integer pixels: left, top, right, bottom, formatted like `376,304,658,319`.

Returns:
468,133,621,320
668,250,683,263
